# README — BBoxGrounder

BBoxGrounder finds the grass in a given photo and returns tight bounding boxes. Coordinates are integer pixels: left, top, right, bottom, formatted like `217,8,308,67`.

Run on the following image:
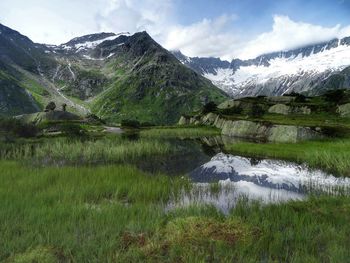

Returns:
140,126,221,138
226,139,350,177
1,136,173,165
1,160,350,262
0,161,189,262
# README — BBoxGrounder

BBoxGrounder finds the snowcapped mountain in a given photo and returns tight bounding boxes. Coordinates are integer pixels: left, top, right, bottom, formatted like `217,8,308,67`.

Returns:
174,37,350,97
0,23,226,123
45,32,131,57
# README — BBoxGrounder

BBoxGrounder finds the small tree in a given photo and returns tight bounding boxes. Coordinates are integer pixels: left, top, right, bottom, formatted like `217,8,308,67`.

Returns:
62,103,67,112
248,104,264,118
45,101,56,112
324,89,345,103
202,101,217,114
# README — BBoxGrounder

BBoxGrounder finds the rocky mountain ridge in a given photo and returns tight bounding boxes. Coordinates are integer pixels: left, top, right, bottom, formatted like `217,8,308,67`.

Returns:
174,37,350,97
0,23,227,124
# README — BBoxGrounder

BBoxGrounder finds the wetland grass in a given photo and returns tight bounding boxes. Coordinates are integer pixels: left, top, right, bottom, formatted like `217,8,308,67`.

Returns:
226,139,350,177
1,161,349,262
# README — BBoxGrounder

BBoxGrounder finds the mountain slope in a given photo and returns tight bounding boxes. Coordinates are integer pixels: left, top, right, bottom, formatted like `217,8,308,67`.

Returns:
174,37,350,97
90,32,227,124
0,24,227,124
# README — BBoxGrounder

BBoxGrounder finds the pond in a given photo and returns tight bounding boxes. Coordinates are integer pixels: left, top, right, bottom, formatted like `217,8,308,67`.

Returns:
2,131,350,214
131,134,350,213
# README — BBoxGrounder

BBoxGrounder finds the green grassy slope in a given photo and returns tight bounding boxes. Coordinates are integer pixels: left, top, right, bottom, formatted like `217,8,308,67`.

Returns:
90,32,227,124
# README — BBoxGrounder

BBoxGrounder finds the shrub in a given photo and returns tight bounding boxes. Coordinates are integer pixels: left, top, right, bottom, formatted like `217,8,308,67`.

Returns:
0,118,39,138
324,89,345,103
202,102,217,114
59,123,86,137
45,101,56,112
284,92,307,103
248,105,264,118
221,106,243,115
121,119,141,128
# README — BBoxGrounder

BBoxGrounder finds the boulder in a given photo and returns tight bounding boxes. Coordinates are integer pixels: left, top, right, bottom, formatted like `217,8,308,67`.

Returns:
267,126,320,143
296,106,311,115
178,116,190,125
337,103,350,117
218,100,241,109
221,120,322,142
202,113,218,125
268,104,290,115
268,104,311,115
221,120,269,140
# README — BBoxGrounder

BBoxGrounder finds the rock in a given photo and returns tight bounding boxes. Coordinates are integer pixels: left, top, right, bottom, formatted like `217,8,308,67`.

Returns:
178,116,190,125
221,120,322,142
337,103,350,117
214,116,225,129
221,120,269,140
296,106,311,115
268,104,311,115
202,113,218,125
218,100,241,109
268,104,290,115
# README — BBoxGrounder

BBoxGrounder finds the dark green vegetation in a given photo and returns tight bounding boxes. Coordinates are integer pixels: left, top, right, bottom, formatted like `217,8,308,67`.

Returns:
0,23,227,124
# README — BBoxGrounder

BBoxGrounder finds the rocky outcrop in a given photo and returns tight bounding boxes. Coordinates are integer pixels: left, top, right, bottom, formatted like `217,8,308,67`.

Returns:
268,104,311,115
218,100,241,109
222,120,321,142
268,104,290,115
178,114,322,142
221,120,269,140
337,103,350,117
178,116,190,125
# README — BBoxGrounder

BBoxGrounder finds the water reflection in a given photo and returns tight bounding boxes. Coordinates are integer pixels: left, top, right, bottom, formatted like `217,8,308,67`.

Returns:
168,153,350,213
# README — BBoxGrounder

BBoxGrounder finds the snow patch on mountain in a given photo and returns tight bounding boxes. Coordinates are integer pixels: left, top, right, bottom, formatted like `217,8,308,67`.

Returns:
203,42,350,96
74,35,119,50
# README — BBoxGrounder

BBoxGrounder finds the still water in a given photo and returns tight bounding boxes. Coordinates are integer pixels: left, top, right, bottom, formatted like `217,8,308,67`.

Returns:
132,135,350,213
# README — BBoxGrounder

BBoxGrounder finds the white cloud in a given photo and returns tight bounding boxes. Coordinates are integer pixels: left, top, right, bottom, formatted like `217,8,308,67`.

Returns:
163,15,238,60
95,0,175,38
163,14,350,60
1,0,350,60
237,15,350,59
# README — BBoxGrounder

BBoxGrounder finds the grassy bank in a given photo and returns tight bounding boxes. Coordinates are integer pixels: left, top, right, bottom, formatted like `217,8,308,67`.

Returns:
140,126,221,138
1,136,173,165
226,139,350,176
1,161,349,262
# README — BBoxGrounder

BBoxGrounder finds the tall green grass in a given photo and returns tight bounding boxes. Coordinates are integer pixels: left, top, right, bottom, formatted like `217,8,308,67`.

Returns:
226,139,350,176
140,126,221,138
0,161,189,262
1,136,173,164
1,161,350,262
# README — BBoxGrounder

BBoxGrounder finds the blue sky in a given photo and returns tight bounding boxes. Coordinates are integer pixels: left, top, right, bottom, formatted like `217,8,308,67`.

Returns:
0,0,350,60
176,0,350,29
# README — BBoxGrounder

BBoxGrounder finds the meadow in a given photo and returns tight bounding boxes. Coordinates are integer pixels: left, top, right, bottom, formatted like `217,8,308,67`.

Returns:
1,124,350,262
